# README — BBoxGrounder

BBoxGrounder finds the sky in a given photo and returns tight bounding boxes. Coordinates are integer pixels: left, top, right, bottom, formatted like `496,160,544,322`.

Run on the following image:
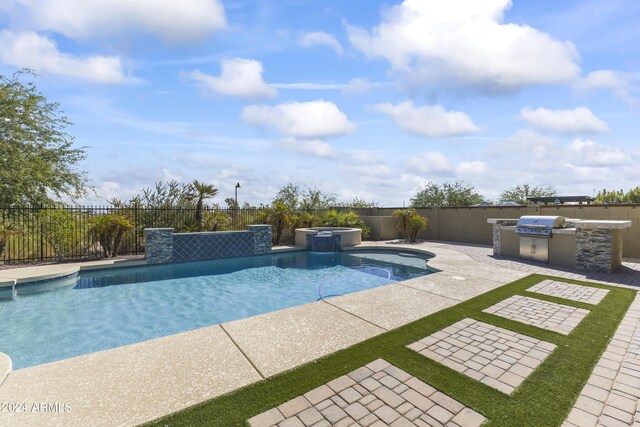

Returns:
1,0,639,207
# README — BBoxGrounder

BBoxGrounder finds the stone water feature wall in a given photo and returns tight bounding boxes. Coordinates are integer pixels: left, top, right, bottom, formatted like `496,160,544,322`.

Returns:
145,225,272,264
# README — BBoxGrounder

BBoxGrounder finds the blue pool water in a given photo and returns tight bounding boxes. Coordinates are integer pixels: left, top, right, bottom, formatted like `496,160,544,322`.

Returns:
0,250,431,369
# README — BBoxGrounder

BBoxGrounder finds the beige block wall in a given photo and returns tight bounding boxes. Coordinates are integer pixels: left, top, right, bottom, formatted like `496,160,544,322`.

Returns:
549,233,577,269
501,229,520,257
354,204,640,258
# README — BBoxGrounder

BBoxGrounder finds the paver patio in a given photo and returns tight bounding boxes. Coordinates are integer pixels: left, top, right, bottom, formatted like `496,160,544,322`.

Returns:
407,318,556,394
247,358,486,427
527,279,609,305
563,293,640,427
483,295,590,335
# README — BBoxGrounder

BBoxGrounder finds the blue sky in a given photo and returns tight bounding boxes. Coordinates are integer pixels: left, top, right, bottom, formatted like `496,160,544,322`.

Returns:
1,0,639,206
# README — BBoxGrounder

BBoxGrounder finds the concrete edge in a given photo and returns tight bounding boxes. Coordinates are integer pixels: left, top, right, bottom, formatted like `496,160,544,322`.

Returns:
271,245,306,253
78,259,148,272
0,278,16,289
0,352,11,385
14,267,80,284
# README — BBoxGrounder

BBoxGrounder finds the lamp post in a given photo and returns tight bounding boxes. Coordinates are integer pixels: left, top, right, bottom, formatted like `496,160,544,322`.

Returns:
235,182,241,207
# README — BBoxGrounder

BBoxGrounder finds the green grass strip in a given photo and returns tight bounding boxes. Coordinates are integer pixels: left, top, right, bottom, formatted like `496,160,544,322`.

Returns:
146,274,635,427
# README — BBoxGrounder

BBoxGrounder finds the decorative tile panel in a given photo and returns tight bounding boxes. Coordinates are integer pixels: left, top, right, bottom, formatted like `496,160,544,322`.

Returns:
172,231,254,263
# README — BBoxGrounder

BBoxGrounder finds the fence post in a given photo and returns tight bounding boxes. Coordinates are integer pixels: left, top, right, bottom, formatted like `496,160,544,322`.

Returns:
38,206,45,261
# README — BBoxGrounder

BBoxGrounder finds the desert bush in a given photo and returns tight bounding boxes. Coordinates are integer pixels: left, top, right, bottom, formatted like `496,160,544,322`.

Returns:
393,208,428,243
36,208,78,262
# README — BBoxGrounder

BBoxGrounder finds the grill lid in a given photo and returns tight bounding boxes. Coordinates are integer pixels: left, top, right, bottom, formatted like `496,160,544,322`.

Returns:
516,215,565,229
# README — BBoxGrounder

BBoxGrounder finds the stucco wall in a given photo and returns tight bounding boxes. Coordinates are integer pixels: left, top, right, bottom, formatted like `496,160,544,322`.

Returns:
353,204,640,258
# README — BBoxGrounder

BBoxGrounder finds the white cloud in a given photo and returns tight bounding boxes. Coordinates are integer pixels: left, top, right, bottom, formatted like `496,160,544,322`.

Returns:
405,151,453,175
346,150,385,164
339,164,393,178
188,58,277,99
456,161,487,174
566,139,630,166
575,70,639,107
271,82,345,90
520,106,608,134
0,30,127,83
278,138,337,158
3,0,226,44
342,78,392,95
372,101,480,137
299,31,343,55
347,0,580,91
242,101,356,138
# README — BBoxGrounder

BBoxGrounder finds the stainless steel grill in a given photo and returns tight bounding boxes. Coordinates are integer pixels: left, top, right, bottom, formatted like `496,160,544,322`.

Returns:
515,216,565,262
515,215,565,238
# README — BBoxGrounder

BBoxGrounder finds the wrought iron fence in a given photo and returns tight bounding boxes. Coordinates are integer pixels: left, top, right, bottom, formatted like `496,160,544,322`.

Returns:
0,206,275,264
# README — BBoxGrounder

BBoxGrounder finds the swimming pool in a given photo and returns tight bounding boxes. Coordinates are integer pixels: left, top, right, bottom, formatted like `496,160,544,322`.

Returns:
0,250,431,369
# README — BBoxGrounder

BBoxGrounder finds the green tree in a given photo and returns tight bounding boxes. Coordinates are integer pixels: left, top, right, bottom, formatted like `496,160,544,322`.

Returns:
273,183,300,210
187,180,218,230
411,181,484,207
0,70,87,206
499,185,557,205
112,180,194,209
625,187,640,203
594,189,626,204
273,183,336,211
338,197,379,208
299,187,336,211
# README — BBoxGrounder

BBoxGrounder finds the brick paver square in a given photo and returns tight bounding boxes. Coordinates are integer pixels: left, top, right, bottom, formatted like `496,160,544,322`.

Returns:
528,280,609,305
408,318,556,394
248,358,486,426
483,295,590,335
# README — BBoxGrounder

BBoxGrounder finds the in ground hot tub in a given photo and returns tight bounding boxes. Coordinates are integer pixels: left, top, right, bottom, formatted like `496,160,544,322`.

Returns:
295,227,362,249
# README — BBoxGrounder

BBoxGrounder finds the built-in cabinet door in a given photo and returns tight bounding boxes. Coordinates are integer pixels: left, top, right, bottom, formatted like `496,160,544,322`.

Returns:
519,237,549,263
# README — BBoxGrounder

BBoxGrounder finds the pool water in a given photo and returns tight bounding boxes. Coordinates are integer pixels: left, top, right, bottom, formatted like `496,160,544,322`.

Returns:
0,250,431,369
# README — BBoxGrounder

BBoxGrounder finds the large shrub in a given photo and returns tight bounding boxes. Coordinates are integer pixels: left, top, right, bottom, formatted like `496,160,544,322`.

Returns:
203,210,231,231
289,211,319,238
36,208,78,262
320,210,371,239
393,208,428,243
0,222,21,261
89,213,134,257
261,202,292,245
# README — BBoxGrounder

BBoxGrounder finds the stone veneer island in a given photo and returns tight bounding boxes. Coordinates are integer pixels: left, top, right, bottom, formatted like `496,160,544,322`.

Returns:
488,218,632,273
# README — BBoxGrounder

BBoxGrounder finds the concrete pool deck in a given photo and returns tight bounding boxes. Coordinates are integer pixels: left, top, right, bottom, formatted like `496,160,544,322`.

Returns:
0,241,638,426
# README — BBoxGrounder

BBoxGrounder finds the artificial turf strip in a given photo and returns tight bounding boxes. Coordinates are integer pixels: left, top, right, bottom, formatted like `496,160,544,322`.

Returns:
146,274,635,427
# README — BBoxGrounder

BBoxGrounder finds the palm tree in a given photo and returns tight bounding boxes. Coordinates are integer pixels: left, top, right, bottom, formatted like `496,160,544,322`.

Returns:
189,180,218,231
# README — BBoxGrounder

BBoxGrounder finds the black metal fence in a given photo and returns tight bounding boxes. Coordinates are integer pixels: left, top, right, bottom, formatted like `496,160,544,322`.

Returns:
0,206,275,264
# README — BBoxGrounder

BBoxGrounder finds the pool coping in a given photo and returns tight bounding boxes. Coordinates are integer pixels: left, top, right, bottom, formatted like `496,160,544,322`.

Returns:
0,241,527,426
0,245,308,289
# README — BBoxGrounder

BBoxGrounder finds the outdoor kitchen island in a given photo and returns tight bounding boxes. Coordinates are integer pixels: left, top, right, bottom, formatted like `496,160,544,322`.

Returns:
489,216,632,273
